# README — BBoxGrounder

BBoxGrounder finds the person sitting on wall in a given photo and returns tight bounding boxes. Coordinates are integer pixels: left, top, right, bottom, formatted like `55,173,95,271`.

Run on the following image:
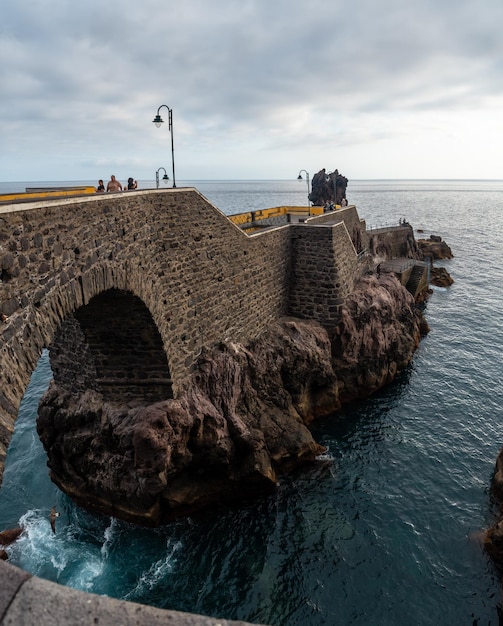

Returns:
107,175,123,192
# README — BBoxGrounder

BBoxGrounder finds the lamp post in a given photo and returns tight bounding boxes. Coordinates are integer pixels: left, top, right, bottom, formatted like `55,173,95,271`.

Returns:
155,167,169,189
297,169,310,209
152,105,176,188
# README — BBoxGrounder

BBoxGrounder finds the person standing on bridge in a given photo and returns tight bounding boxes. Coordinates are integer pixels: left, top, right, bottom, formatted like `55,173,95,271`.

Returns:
106,175,123,192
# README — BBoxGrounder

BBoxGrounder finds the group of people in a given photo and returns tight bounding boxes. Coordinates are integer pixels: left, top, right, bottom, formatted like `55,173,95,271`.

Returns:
96,175,137,193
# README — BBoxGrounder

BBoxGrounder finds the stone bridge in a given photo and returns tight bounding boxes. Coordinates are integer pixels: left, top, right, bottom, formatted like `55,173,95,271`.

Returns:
0,188,367,482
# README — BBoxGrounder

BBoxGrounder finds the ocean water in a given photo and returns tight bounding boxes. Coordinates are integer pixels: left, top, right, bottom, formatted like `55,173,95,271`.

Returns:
1,179,503,625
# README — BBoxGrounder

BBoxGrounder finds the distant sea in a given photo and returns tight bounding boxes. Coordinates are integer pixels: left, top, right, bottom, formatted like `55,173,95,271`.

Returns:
1,179,503,626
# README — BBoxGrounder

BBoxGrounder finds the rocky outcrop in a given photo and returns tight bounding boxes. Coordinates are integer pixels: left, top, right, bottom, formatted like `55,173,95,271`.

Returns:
37,273,427,526
416,235,454,287
417,235,453,260
330,273,428,403
0,527,23,546
309,169,348,206
430,267,454,287
484,450,503,569
0,526,24,559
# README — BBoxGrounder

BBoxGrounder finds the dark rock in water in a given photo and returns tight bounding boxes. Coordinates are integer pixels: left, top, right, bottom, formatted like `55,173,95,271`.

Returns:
484,449,503,569
0,527,23,546
330,273,425,403
484,520,503,570
309,168,348,206
37,274,427,526
0,550,8,560
418,235,453,260
430,266,454,287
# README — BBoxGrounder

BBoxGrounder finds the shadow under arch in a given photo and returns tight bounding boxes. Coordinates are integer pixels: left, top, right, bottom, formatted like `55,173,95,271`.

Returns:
50,288,173,404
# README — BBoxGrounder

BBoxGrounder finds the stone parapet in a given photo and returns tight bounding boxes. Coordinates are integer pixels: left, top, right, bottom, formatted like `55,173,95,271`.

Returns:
0,561,266,626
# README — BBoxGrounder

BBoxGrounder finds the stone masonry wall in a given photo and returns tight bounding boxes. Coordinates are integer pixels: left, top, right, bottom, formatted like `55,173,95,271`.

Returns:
288,222,359,327
367,224,421,260
307,205,369,253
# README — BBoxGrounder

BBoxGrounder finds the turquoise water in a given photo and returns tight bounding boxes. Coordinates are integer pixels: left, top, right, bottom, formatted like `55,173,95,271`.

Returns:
1,180,503,625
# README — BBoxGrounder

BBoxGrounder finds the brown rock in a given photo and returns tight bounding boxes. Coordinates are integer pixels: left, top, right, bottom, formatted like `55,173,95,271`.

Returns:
309,168,349,206
37,276,427,526
0,527,23,546
331,273,426,403
417,236,453,260
430,266,454,287
484,449,503,569
484,520,503,570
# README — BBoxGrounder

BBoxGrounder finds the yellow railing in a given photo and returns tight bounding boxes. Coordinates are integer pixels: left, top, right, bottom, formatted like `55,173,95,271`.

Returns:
0,186,97,203
229,205,325,226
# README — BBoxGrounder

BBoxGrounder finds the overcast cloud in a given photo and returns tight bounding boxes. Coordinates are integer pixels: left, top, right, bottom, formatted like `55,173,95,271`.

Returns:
1,0,502,182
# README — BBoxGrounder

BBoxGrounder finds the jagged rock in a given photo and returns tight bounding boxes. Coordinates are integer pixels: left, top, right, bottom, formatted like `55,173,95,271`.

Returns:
418,236,453,260
37,274,427,526
484,449,503,569
331,273,426,403
430,266,454,287
309,168,348,206
0,527,23,546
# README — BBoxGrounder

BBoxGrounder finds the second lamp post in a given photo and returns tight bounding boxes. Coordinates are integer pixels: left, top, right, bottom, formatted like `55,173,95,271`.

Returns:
297,169,311,209
152,105,176,188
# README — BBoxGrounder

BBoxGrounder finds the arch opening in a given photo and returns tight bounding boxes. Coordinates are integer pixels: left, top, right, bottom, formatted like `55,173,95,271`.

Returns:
50,289,173,403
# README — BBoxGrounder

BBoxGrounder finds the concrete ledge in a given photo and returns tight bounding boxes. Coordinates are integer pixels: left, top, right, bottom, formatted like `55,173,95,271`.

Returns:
0,561,266,626
0,561,31,621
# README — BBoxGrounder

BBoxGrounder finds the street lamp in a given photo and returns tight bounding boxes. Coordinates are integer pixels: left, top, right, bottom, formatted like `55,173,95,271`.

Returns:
152,105,176,188
297,169,310,207
155,167,169,189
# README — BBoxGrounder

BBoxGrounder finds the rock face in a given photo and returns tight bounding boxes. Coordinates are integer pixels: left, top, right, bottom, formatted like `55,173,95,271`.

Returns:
309,168,349,206
417,235,453,260
0,527,23,546
484,450,503,568
430,267,454,287
417,235,454,287
37,273,427,526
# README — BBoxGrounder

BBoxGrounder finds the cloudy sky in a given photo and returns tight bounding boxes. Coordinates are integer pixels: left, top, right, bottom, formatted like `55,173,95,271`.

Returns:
1,0,502,182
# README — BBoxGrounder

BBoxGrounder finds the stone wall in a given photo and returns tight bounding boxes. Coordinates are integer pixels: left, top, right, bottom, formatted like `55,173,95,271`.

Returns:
0,189,364,479
367,224,421,260
289,222,359,326
306,205,368,253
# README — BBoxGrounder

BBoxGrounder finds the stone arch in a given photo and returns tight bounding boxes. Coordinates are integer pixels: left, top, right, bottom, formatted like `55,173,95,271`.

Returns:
1,265,176,479
50,289,173,403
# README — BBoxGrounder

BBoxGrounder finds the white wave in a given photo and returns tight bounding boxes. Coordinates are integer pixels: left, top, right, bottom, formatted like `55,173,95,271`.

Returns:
316,449,335,462
8,509,64,574
123,538,182,601
7,508,106,592
67,557,105,592
101,517,119,560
